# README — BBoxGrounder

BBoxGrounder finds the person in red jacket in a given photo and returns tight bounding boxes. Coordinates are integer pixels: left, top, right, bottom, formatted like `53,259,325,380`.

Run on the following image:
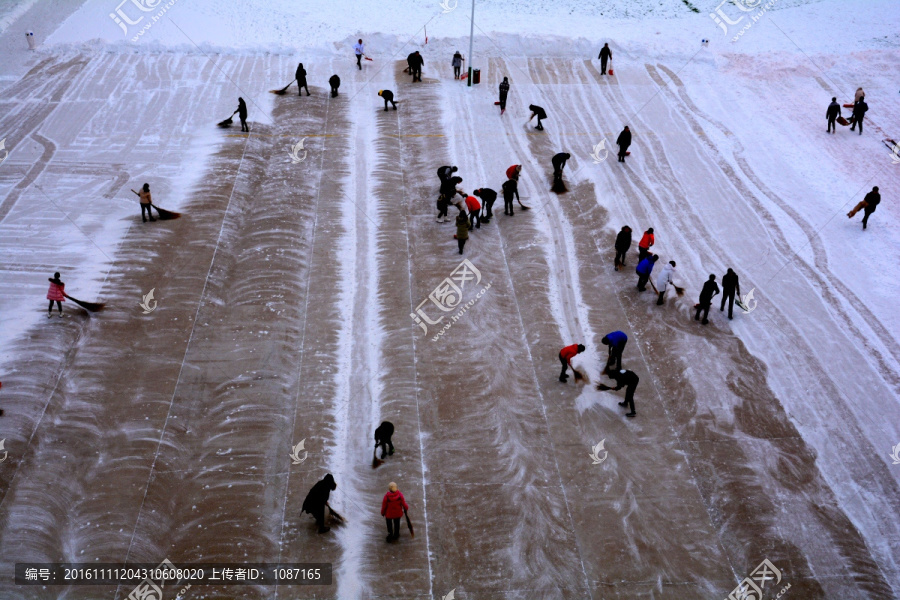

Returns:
381,482,409,542
505,164,521,181
465,195,481,230
46,272,65,318
637,228,654,261
559,343,585,382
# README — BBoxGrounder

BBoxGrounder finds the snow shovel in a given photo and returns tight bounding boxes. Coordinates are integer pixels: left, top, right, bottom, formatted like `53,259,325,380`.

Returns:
596,383,613,391
63,292,104,312
364,55,373,61
608,61,614,76
270,79,296,95
404,509,415,538
836,116,850,126
217,110,237,127
372,445,384,469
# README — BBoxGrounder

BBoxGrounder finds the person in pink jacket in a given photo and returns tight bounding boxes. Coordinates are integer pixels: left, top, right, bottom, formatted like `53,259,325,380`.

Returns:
46,272,65,318
381,482,409,542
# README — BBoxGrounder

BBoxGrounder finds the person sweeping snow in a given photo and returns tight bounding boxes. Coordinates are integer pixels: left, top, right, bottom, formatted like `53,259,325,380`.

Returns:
601,331,627,372
378,89,397,111
302,474,338,533
133,183,156,222
473,188,497,223
551,152,570,192
465,195,481,230
295,62,309,96
637,228,654,261
528,104,547,130
636,254,658,292
720,268,741,319
381,482,410,542
694,275,720,325
598,369,639,418
46,272,65,318
559,343,585,382
437,176,465,223
655,260,678,306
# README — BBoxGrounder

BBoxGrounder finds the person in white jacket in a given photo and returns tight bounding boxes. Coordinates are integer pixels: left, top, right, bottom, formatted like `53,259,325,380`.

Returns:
656,261,677,306
354,39,365,70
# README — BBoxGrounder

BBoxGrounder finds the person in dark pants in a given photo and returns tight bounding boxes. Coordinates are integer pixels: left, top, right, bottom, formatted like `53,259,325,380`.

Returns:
850,96,867,134
861,186,881,230
720,268,740,319
374,421,395,459
302,474,337,533
465,195,481,230
381,482,409,542
452,51,463,79
614,226,632,271
237,97,248,132
826,97,840,133
455,208,469,254
601,331,627,372
296,62,310,96
378,90,397,111
473,188,497,223
46,272,65,318
551,152,570,183
329,74,340,97
529,104,547,130
133,182,156,222
499,77,510,114
438,176,464,222
695,274,720,325
607,369,639,417
598,43,612,75
408,51,424,82
502,178,519,216
635,254,658,292
559,343,585,382
616,126,631,162
354,39,365,70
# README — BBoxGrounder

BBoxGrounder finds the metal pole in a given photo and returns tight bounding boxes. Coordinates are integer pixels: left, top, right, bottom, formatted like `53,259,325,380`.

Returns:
467,0,475,86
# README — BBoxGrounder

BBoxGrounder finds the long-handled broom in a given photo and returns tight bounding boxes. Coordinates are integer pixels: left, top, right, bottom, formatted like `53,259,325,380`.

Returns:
270,79,296,95
404,509,415,538
63,292,104,312
217,110,237,127
131,190,181,220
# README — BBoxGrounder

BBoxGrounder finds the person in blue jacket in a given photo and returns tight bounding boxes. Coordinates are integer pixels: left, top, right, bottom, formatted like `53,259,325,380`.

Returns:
635,254,658,292
601,331,628,372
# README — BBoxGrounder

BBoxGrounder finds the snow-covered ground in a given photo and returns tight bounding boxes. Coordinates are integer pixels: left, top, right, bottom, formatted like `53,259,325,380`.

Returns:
0,0,899,598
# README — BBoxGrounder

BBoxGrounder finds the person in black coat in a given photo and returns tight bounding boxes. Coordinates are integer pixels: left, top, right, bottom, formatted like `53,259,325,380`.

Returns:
502,178,519,215
826,97,841,133
498,77,510,114
551,152,570,183
598,43,612,75
614,226,632,270
295,63,309,96
720,268,740,319
695,274,720,324
237,97,248,132
529,104,547,130
473,188,497,222
616,126,631,162
850,97,868,135
408,51,424,82
378,90,397,111
374,421,395,459
437,165,458,184
437,176,464,222
607,369,639,417
302,474,337,533
862,186,881,230
329,74,340,97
